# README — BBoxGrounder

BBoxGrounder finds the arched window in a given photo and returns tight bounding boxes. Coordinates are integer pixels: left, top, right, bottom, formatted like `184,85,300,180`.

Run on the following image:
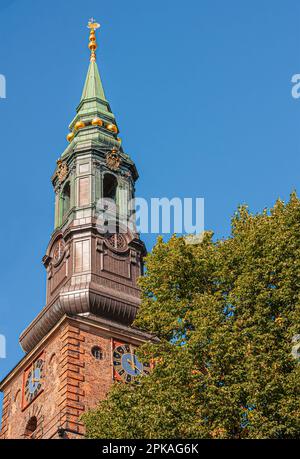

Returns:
103,174,118,202
62,182,71,216
24,416,38,438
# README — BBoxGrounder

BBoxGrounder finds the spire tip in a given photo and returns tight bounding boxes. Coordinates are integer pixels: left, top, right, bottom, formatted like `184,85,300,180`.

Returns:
87,18,100,62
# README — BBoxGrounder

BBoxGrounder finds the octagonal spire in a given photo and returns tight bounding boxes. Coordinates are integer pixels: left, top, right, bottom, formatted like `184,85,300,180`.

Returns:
80,60,106,102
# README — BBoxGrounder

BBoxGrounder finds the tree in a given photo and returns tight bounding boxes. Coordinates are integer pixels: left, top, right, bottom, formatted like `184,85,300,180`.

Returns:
83,193,300,439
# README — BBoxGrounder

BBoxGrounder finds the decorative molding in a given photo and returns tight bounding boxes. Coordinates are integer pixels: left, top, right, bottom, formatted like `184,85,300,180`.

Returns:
130,249,137,265
56,160,69,184
105,149,122,171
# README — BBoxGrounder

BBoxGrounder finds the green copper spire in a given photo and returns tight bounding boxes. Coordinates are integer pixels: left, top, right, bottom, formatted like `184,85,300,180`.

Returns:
63,20,121,156
80,19,107,103
73,19,113,122
80,60,106,102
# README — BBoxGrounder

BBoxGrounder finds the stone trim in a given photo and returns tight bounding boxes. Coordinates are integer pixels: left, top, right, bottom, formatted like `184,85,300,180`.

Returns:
58,323,86,437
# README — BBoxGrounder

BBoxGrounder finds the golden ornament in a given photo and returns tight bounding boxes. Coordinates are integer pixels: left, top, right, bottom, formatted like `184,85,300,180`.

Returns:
56,160,69,184
66,132,74,142
91,117,103,127
74,121,85,130
106,123,118,134
106,149,122,171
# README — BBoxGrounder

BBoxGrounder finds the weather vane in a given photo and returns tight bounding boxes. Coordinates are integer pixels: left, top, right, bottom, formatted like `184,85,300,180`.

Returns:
87,18,101,62
88,18,101,30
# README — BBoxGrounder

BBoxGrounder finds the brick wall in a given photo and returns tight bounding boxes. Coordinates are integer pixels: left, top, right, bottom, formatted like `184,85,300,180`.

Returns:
0,315,150,439
0,318,118,439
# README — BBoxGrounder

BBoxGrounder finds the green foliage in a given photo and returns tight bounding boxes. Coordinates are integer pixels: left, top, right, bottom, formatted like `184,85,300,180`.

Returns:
83,194,300,439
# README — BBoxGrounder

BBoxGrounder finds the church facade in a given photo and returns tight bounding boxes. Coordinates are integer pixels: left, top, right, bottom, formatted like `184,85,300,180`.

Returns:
0,20,153,439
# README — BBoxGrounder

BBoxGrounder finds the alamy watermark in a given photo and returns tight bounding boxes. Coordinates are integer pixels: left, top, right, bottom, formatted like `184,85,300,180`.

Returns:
0,334,6,359
96,196,204,239
0,74,6,99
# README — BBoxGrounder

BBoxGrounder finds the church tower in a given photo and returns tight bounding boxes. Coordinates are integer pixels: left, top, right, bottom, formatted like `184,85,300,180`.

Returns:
0,20,153,439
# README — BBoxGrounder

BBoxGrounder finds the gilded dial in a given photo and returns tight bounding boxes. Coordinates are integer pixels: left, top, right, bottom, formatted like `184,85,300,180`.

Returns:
53,240,65,263
113,344,150,383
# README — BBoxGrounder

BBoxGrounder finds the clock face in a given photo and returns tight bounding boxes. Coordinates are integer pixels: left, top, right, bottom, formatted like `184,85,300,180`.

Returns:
113,344,151,383
24,359,44,404
53,240,65,263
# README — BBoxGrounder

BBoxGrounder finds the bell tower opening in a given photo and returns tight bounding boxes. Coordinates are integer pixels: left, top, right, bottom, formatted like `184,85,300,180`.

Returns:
24,416,37,439
103,173,117,201
0,18,149,440
62,182,71,217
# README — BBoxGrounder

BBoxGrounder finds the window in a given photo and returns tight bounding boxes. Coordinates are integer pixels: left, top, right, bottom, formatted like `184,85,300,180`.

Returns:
103,174,118,201
91,346,103,360
62,182,71,216
24,416,38,438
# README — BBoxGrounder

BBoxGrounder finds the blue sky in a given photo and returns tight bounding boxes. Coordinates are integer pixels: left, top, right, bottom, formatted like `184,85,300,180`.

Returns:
1,0,300,412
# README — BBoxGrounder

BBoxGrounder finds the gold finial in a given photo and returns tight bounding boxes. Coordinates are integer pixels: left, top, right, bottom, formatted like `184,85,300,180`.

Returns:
87,18,100,62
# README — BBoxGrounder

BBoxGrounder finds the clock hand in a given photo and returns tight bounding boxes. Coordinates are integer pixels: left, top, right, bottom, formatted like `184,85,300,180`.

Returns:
31,365,35,385
129,346,142,374
132,352,143,373
126,358,135,369
126,359,142,374
31,366,40,384
130,345,134,369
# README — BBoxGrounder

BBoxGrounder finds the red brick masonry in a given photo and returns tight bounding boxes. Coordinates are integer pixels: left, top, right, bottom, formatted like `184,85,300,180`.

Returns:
0,314,154,439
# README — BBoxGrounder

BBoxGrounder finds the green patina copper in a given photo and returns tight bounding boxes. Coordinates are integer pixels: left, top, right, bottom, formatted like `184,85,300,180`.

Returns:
60,58,120,159
69,59,116,132
81,60,106,102
52,43,138,231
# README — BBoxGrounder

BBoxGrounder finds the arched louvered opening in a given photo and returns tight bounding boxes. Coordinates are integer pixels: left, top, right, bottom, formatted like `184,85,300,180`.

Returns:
62,182,71,216
24,416,38,439
103,173,118,202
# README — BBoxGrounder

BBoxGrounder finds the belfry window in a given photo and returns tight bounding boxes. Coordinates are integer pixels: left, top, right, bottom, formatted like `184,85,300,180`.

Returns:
103,173,118,202
62,182,71,216
24,416,38,439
